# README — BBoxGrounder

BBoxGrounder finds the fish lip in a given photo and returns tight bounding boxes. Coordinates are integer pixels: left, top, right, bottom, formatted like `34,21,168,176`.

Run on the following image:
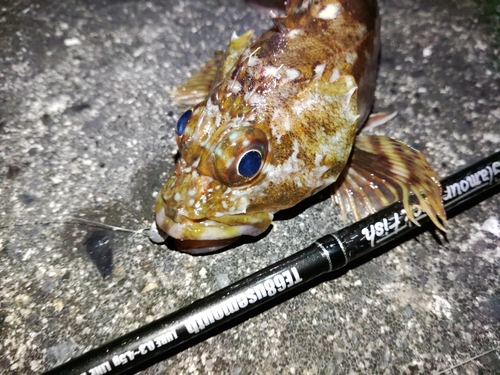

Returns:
174,238,239,254
155,208,273,241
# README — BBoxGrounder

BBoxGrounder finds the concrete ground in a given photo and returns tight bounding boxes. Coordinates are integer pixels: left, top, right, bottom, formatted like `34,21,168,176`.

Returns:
1,0,499,373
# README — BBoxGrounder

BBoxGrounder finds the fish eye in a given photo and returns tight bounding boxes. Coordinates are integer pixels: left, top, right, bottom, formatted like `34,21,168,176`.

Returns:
238,150,262,177
176,109,192,136
214,128,268,187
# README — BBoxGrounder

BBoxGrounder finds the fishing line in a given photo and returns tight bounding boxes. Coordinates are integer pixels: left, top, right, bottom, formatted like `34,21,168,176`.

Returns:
44,151,500,375
0,217,149,236
437,347,499,374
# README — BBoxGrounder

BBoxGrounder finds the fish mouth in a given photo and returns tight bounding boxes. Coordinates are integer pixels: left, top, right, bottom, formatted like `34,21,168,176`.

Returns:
153,208,273,253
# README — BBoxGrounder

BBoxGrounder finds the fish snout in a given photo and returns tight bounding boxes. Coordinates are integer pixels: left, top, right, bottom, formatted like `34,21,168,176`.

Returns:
153,206,273,253
154,173,274,253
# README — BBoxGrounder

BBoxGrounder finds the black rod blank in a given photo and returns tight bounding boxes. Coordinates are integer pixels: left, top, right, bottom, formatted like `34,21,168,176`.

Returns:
44,151,500,375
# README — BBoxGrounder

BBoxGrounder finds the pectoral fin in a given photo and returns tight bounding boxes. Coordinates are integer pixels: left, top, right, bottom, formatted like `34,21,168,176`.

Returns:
333,135,446,230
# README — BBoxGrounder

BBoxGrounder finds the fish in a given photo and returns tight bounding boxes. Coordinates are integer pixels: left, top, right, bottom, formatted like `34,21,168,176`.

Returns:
150,0,446,253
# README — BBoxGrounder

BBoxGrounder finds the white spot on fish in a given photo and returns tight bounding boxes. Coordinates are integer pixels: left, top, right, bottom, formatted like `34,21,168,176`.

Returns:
237,197,249,212
174,192,182,202
279,140,302,175
188,188,197,197
317,3,340,20
270,107,291,144
215,110,222,127
329,68,340,83
228,79,242,94
225,156,235,169
247,54,260,67
298,0,311,11
303,165,330,190
314,63,326,79
285,68,301,81
357,24,368,37
287,29,302,39
314,154,325,167
263,65,281,77
245,92,266,106
345,51,357,64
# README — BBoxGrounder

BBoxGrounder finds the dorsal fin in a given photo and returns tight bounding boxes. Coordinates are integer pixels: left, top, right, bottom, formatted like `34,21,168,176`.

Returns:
285,0,308,15
279,0,319,30
170,31,254,106
170,51,224,106
271,14,288,32
219,30,254,80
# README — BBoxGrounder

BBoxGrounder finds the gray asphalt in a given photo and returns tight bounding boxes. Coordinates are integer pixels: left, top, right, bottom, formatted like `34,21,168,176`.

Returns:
1,0,499,373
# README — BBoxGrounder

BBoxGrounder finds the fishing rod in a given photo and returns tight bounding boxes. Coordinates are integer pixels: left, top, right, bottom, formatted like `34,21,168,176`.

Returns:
44,151,500,375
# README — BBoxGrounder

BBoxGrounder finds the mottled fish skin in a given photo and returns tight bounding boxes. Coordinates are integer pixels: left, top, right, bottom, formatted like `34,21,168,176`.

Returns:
154,0,444,253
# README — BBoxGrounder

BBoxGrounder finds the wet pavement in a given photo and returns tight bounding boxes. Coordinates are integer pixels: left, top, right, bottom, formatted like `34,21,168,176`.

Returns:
1,0,499,373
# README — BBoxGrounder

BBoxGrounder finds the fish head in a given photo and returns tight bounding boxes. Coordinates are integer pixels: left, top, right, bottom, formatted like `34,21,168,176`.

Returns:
154,73,359,254
154,92,274,253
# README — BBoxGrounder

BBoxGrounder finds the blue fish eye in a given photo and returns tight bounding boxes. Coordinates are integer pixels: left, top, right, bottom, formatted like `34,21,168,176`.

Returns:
238,150,262,177
176,109,192,136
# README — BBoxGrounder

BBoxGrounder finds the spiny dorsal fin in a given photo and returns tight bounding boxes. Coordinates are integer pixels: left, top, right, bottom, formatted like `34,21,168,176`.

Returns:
219,30,254,80
278,0,323,30
285,0,308,15
271,14,288,32
333,134,446,230
170,51,224,106
170,30,254,106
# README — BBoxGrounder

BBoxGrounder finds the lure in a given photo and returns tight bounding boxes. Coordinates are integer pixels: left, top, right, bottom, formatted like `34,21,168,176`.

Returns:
151,0,446,253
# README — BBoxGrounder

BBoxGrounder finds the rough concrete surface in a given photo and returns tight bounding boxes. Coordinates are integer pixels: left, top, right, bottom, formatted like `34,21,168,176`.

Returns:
1,0,499,374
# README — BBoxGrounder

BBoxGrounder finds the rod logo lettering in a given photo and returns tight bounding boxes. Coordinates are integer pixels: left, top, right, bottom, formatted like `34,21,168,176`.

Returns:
185,267,303,334
443,161,500,201
361,206,425,247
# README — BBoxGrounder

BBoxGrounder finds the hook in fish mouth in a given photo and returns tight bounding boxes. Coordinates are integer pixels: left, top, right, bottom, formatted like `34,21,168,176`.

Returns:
150,208,273,254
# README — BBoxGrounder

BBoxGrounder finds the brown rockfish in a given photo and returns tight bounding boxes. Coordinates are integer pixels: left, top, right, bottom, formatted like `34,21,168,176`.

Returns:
151,0,446,253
